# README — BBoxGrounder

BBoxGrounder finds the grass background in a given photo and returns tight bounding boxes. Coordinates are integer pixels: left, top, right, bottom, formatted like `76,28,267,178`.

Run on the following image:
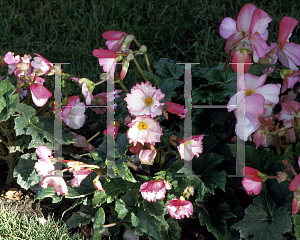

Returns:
1,0,300,81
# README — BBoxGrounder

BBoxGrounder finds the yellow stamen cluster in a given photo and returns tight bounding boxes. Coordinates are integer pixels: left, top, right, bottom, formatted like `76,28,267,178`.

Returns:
144,97,153,106
183,140,191,146
245,89,256,97
138,122,148,131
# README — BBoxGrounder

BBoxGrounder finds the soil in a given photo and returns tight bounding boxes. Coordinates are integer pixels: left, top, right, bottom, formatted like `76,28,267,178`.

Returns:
0,159,216,240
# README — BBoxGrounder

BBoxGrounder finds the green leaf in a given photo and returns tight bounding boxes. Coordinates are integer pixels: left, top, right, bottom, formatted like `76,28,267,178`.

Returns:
115,199,129,220
268,181,293,210
198,198,236,239
66,204,97,229
34,186,63,203
143,71,162,85
231,192,292,240
293,215,300,240
92,190,108,207
14,104,76,144
193,153,226,194
102,178,136,198
92,208,105,240
0,77,19,122
116,133,129,157
154,58,184,79
157,78,183,103
228,144,286,176
65,172,97,198
247,64,275,76
13,153,42,190
131,209,164,240
161,218,181,240
143,200,164,217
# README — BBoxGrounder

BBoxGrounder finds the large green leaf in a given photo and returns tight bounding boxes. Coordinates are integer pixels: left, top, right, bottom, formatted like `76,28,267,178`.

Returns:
154,58,184,80
157,78,183,103
13,153,42,190
0,77,19,122
198,198,236,239
14,103,76,144
161,218,181,240
193,153,227,194
293,215,300,240
66,204,97,229
34,186,63,203
231,192,292,240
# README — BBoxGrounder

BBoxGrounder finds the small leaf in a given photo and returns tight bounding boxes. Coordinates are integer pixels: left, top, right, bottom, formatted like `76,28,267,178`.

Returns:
154,58,184,79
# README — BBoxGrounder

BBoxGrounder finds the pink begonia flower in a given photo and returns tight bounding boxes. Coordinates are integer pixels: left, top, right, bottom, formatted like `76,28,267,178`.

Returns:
31,53,52,75
61,96,86,130
231,49,252,73
103,122,118,139
165,102,185,118
129,142,144,154
93,176,104,191
177,135,204,161
69,168,92,187
252,117,275,149
70,132,95,153
292,196,300,215
93,48,118,80
82,82,94,105
260,42,278,74
166,198,193,219
281,70,300,93
283,120,297,144
140,180,168,202
278,101,300,123
139,146,156,165
127,115,163,146
30,83,53,107
34,146,56,177
125,82,165,118
289,174,300,192
227,73,280,112
242,166,266,195
219,4,271,62
235,94,266,141
40,170,68,196
277,17,300,71
3,52,20,74
102,30,130,52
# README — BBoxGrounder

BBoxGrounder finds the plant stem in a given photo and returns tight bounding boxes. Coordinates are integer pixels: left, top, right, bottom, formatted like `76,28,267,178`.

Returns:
26,85,31,105
87,132,101,142
223,48,232,72
144,53,152,73
118,80,129,93
94,79,107,86
133,58,148,82
103,221,123,228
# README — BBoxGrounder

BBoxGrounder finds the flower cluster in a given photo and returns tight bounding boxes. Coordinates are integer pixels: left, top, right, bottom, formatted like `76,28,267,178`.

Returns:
3,52,54,106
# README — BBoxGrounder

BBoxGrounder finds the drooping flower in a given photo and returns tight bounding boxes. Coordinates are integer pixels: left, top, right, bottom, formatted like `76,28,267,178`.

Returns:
166,197,193,219
140,180,167,202
61,96,86,130
34,146,56,177
70,132,95,153
125,82,165,118
30,82,53,107
31,53,53,76
93,48,118,80
127,115,163,146
102,30,133,53
3,52,20,74
165,102,185,119
69,168,92,187
139,146,156,165
177,135,204,161
277,101,300,124
277,17,300,71
39,170,68,196
242,166,266,195
231,49,252,73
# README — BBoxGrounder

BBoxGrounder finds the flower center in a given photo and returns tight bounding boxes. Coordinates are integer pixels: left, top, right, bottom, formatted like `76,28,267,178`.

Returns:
245,90,256,97
138,122,148,131
53,170,63,177
144,97,153,106
183,140,191,146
